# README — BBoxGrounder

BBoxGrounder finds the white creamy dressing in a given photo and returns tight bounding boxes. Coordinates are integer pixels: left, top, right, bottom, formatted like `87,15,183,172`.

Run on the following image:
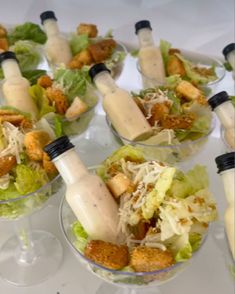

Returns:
137,28,165,87
94,72,152,141
43,19,72,66
220,168,235,259
1,59,38,119
215,101,235,129
53,149,119,243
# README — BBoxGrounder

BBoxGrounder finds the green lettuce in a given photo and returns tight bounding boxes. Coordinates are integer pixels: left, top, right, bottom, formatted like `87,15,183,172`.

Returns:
54,68,90,101
54,115,63,137
72,221,88,252
168,165,208,199
10,40,41,71
105,50,126,71
15,164,49,195
189,232,202,252
175,53,217,85
8,22,47,45
69,34,90,55
29,84,55,117
165,75,182,89
22,69,47,85
167,90,182,114
160,39,171,68
230,96,235,107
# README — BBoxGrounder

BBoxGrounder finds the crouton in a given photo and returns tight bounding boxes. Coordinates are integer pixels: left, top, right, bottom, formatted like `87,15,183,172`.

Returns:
107,173,131,198
45,87,69,115
160,113,195,129
0,25,7,38
88,39,116,63
130,246,174,272
0,38,8,51
65,97,88,121
37,75,53,88
68,49,93,69
176,80,202,101
77,23,98,38
167,54,186,77
148,102,171,126
42,152,57,176
0,155,17,177
84,240,129,270
24,130,51,161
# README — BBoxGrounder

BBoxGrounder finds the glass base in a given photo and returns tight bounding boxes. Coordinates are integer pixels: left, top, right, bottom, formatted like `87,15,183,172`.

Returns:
96,282,162,294
0,230,63,286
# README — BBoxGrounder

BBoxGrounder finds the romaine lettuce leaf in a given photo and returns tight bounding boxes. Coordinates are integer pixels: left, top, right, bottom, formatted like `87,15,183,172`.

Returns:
72,221,88,252
54,115,63,138
10,40,41,71
69,34,90,55
22,69,47,85
29,84,55,117
160,39,172,68
189,232,202,252
168,165,208,199
8,22,47,45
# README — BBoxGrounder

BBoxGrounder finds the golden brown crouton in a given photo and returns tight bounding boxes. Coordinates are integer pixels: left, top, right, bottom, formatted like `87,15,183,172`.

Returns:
0,38,9,51
24,130,51,161
45,87,69,115
84,240,129,270
42,152,57,176
68,49,93,69
148,102,171,126
107,173,131,198
77,23,98,38
176,80,202,101
37,75,53,88
0,25,7,38
130,246,174,272
0,109,32,130
169,48,181,55
167,54,186,77
0,155,17,177
160,113,195,130
65,97,88,121
88,39,116,63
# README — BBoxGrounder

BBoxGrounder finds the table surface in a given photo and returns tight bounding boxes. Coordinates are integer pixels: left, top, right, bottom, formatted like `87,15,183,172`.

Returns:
0,0,234,293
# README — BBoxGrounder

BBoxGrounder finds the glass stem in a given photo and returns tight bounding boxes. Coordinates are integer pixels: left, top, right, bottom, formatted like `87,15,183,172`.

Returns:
13,216,37,265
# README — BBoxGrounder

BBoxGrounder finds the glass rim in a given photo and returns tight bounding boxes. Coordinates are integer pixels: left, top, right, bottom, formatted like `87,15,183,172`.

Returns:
106,115,216,149
0,173,61,204
59,166,209,277
136,53,226,86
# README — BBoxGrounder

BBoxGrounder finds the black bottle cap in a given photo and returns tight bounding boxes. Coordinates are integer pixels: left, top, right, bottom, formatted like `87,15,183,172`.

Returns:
44,136,74,161
40,10,57,24
88,63,111,82
215,152,235,173
222,43,235,60
0,51,18,65
207,91,231,111
135,20,152,34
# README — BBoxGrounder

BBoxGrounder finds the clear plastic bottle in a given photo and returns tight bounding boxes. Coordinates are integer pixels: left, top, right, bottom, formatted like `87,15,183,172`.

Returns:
215,152,235,260
0,51,38,119
223,43,235,79
89,63,152,141
135,20,165,87
208,91,235,150
44,136,119,243
40,11,72,66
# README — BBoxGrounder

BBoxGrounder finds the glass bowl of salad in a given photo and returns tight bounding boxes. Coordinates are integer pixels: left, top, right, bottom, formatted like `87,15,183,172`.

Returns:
60,146,217,293
0,118,63,286
106,83,214,164
137,40,225,93
29,67,99,138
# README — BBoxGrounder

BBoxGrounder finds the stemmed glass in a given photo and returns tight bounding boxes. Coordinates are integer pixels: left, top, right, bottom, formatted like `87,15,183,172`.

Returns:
59,167,208,294
0,174,63,286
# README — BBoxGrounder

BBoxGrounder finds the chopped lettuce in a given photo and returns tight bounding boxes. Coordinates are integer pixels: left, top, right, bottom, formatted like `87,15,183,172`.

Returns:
29,84,55,117
105,50,126,71
72,221,88,252
167,90,182,114
189,232,202,252
175,53,217,85
230,96,235,107
10,40,41,71
54,68,90,101
22,69,47,85
15,164,49,195
160,39,171,68
69,34,90,55
142,167,176,219
54,115,63,137
168,165,209,199
8,22,47,45
165,75,182,89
